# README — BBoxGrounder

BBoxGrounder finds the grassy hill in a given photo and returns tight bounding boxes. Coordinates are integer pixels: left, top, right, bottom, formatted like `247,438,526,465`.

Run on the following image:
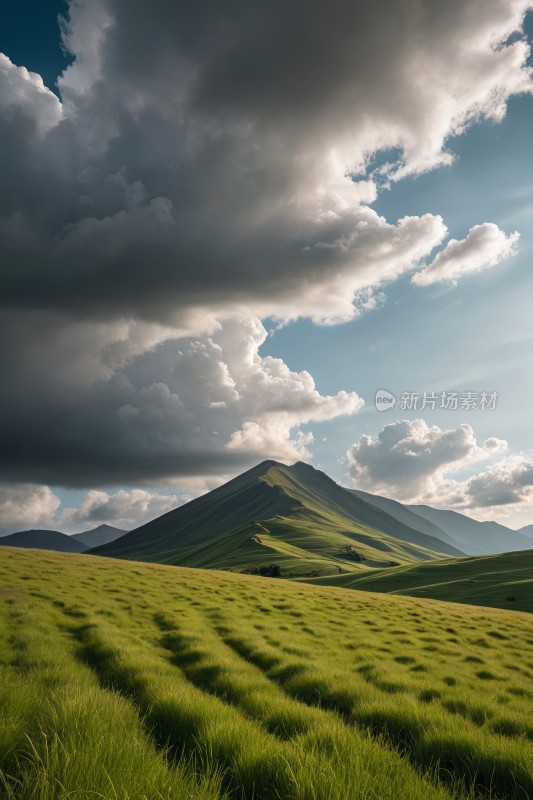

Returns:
93,460,462,576
301,549,533,613
0,547,532,799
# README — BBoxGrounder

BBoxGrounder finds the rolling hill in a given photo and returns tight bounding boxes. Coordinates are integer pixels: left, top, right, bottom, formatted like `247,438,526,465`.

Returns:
302,548,533,613
0,547,531,800
0,529,87,553
93,460,463,575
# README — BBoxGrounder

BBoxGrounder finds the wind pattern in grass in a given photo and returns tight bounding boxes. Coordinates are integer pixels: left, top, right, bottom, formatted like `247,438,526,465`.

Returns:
0,547,532,799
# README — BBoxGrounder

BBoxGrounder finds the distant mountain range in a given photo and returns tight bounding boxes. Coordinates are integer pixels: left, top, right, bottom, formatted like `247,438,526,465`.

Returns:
3,463,531,582
93,460,532,578
519,524,533,539
352,489,533,556
0,524,126,553
407,505,533,556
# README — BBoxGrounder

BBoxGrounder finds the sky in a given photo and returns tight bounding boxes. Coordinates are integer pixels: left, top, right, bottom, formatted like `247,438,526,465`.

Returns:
1,0,533,535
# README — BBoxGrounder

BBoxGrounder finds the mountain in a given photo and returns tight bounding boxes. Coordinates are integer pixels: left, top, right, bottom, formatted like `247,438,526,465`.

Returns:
71,524,127,548
0,529,87,553
93,460,462,575
0,524,126,553
350,489,458,549
303,548,533,613
353,492,533,557
518,524,533,539
408,504,533,556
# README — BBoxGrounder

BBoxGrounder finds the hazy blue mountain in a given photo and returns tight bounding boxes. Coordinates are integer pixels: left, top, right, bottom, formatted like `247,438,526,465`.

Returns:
350,489,460,552
408,505,533,556
71,524,127,548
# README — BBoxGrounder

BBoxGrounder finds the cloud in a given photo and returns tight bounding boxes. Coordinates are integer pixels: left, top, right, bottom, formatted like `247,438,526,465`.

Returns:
348,418,507,505
0,1,531,490
0,482,191,535
464,456,533,508
59,488,190,531
0,483,61,536
2,1,532,324
0,315,362,486
412,223,520,286
114,316,364,467
0,53,62,134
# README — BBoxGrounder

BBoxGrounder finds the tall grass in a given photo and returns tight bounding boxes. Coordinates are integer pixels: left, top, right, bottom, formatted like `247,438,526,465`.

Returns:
1,547,532,799
0,599,223,799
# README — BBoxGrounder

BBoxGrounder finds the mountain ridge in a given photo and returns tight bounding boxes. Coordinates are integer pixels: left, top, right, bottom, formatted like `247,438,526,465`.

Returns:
0,529,87,553
71,524,127,548
518,524,533,539
93,460,463,575
408,504,533,555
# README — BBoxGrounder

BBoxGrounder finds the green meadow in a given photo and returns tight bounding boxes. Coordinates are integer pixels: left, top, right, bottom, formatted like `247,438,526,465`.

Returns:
0,547,532,800
303,549,533,614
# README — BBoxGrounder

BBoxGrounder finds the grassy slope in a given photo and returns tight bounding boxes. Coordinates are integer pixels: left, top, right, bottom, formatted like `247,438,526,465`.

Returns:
1,548,532,800
94,461,461,577
301,549,533,613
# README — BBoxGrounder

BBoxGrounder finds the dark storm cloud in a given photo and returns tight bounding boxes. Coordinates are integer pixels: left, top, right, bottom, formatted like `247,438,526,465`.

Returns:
0,0,531,488
0,313,361,485
2,0,530,322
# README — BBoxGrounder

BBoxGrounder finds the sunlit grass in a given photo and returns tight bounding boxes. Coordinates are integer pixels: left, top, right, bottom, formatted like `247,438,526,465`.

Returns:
0,547,531,799
303,549,533,613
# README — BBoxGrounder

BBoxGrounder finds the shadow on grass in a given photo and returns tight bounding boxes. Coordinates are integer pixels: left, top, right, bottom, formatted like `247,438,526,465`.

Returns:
221,629,533,800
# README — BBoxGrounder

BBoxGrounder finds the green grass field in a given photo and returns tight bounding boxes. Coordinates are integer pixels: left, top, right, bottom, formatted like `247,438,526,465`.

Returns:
1,547,532,799
302,549,533,614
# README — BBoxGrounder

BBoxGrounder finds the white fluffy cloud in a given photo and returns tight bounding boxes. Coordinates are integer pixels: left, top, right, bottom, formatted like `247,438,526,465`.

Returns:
465,456,533,508
348,419,509,507
59,488,189,532
0,54,62,134
120,316,364,466
0,483,61,536
0,483,191,536
0,314,363,486
412,223,520,286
